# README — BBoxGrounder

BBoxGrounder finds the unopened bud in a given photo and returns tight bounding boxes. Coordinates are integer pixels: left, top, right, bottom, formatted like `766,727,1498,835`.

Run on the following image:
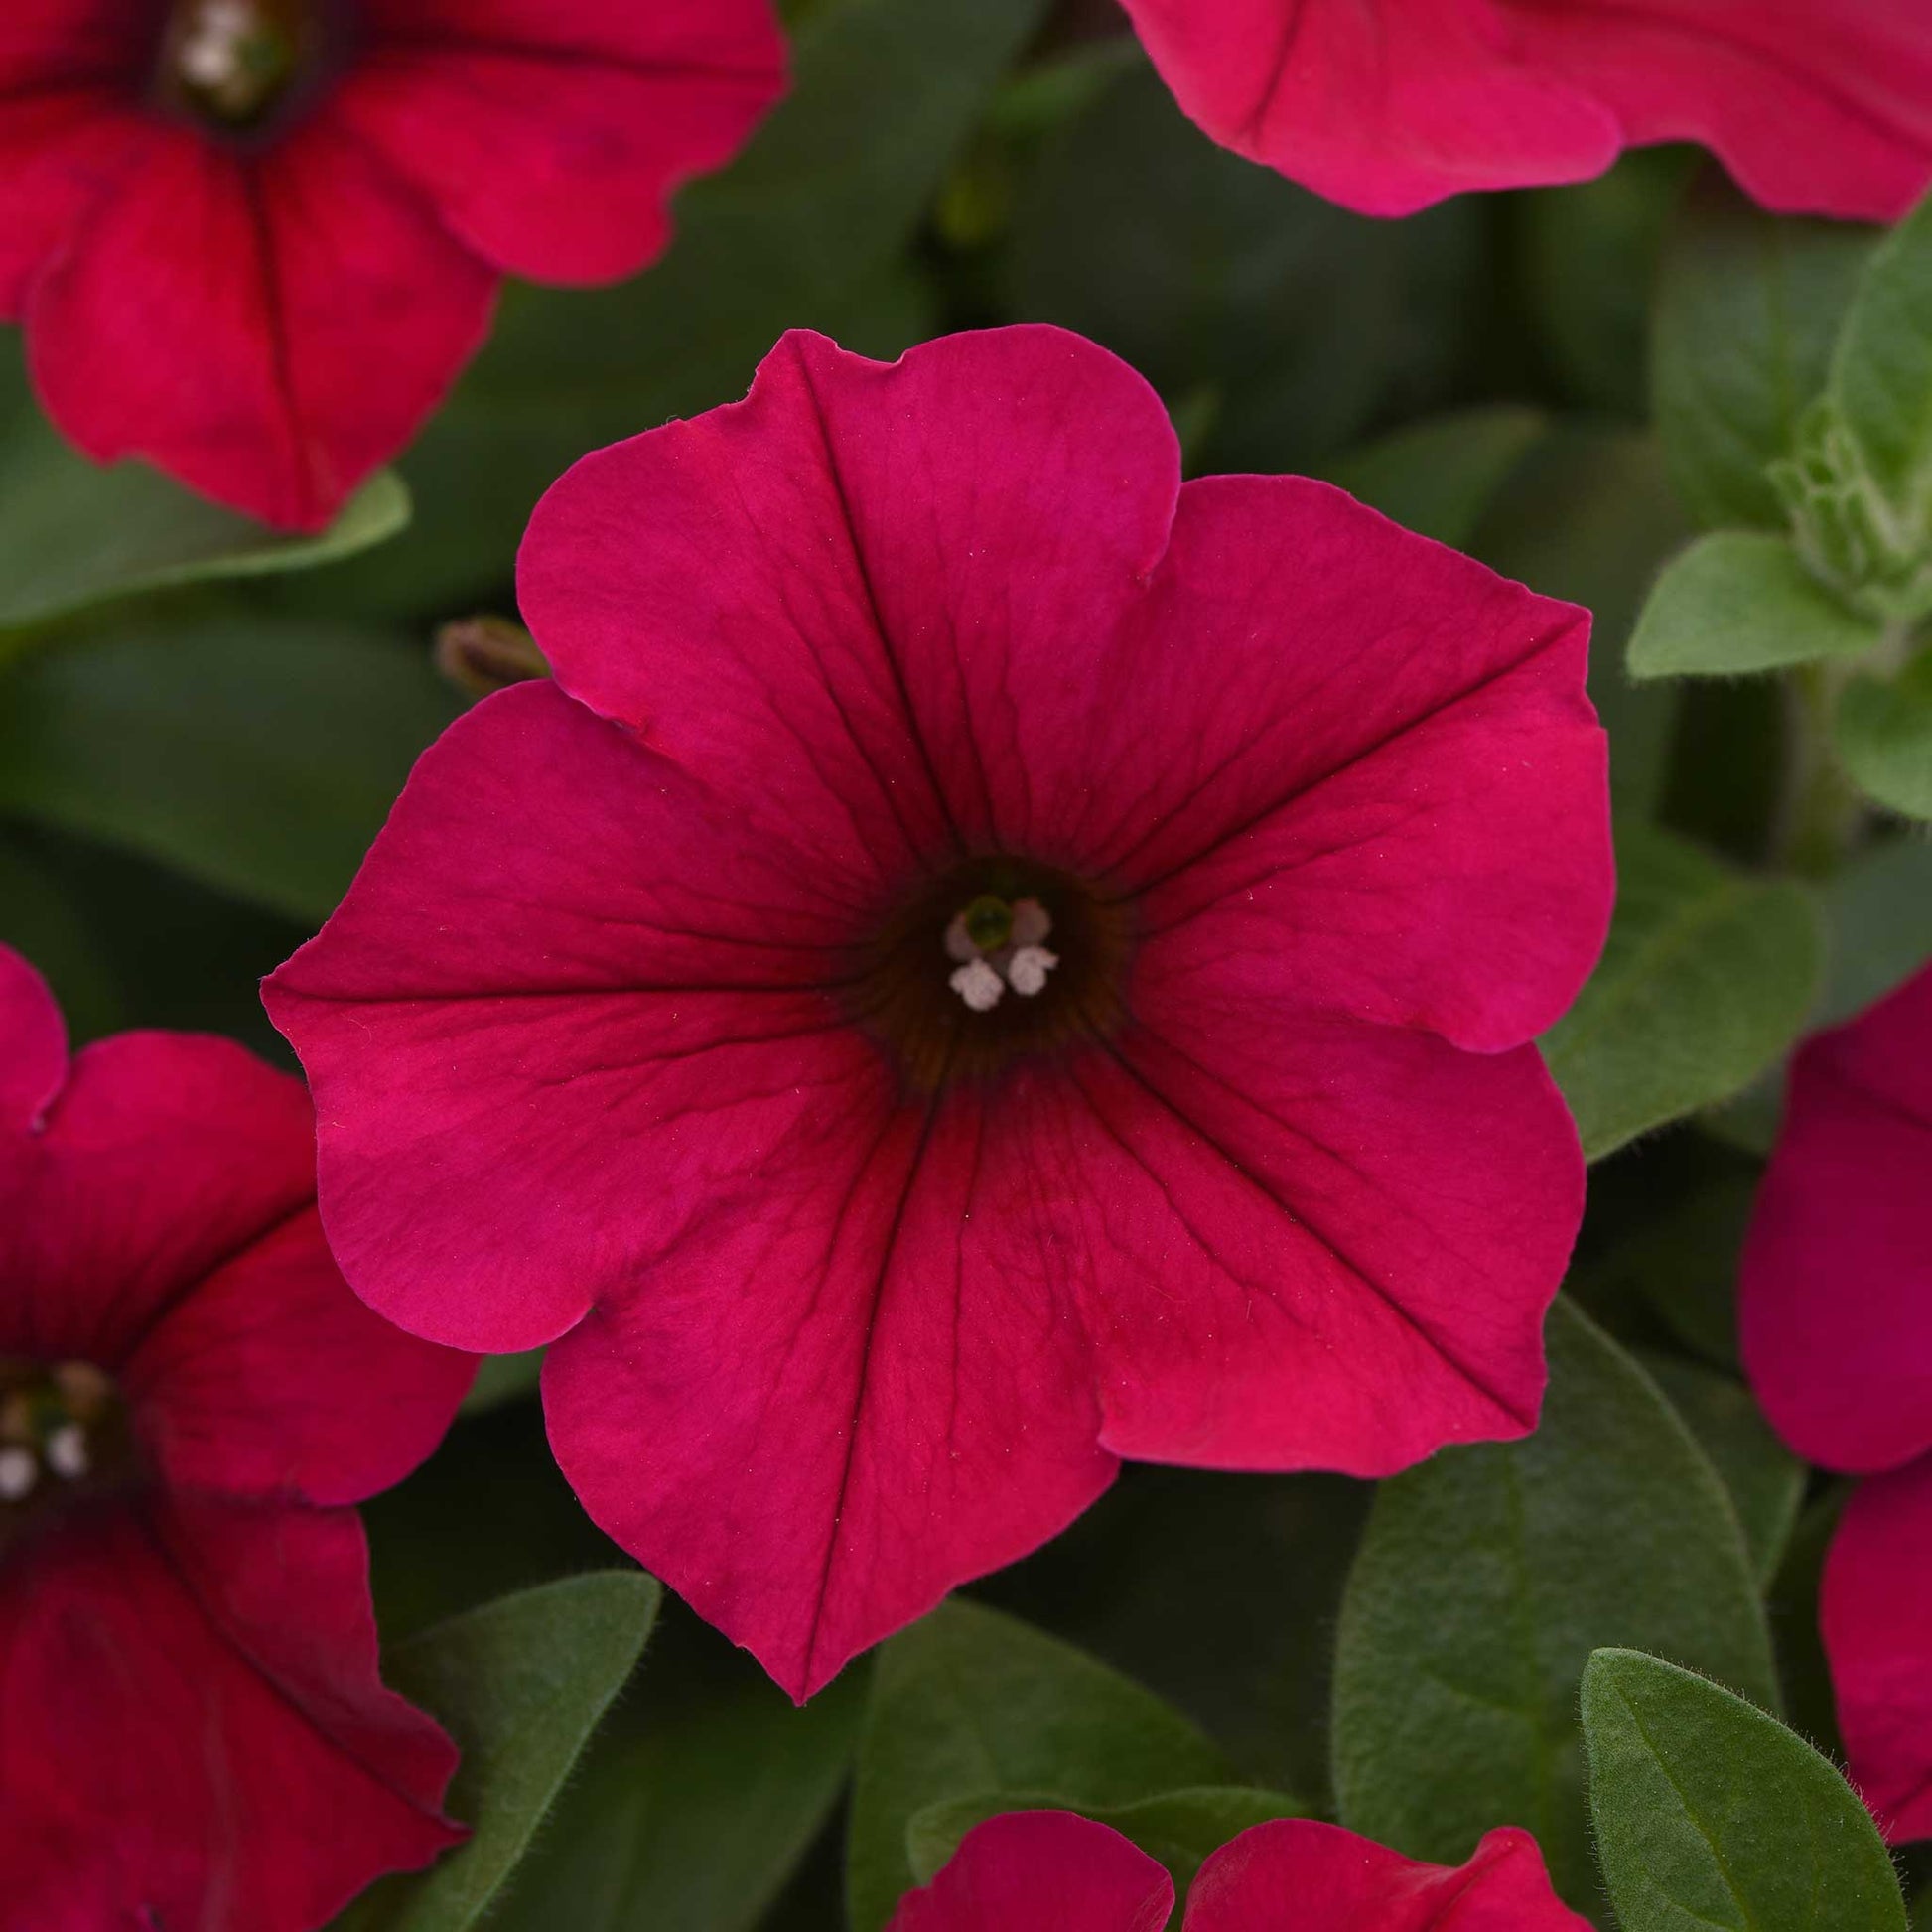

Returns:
435,616,549,700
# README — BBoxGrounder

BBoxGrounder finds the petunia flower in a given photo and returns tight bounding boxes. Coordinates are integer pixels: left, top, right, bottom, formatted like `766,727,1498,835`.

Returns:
885,1809,1590,1930
0,944,477,1929
265,323,1613,1700
1115,0,1932,220
1740,961,1932,1843
0,0,784,529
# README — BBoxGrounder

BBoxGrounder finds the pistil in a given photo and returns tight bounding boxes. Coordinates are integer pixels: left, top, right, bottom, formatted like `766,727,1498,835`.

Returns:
945,895,1061,1011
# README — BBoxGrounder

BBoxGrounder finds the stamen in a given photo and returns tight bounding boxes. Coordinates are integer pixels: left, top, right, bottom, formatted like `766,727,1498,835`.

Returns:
949,959,1005,1012
44,1424,89,1482
1006,945,1060,997
162,0,308,126
0,1446,36,1503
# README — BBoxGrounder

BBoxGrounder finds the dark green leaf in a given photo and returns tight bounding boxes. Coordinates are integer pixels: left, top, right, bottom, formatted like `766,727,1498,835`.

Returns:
1583,1648,1905,1932
325,0,1038,617
0,828,123,1041
1323,407,1546,550
0,342,406,639
340,1574,661,1932
0,619,458,922
1542,823,1823,1160
1470,427,1692,817
1652,170,1873,531
1640,1352,1806,1586
1627,532,1883,679
847,1599,1230,1932
483,1615,867,1932
460,1351,544,1416
1331,1298,1777,1912
1822,835,1932,1023
1837,638,1932,821
906,1787,1306,1898
1006,64,1480,474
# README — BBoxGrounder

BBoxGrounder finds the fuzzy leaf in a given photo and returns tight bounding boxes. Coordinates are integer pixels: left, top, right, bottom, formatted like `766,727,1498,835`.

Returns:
1837,640,1932,821
846,1600,1229,1932
1627,531,1883,679
1543,823,1823,1160
1652,171,1873,532
340,1573,660,1932
1582,1648,1906,1932
1331,1299,1777,1913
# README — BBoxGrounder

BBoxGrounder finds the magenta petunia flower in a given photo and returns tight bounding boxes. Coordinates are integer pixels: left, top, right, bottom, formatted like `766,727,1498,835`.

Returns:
886,1810,1590,1930
265,324,1612,1699
1741,962,1932,1843
0,944,477,1929
1116,0,1932,219
0,0,784,530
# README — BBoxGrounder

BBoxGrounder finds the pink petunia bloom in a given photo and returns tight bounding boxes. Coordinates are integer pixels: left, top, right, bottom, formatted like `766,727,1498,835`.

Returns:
1116,0,1932,219
0,0,784,530
886,1810,1590,1930
1741,962,1932,1843
265,324,1612,1700
0,944,477,1930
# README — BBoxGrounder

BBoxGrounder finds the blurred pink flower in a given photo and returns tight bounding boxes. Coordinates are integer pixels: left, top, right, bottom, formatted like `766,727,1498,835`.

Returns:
267,324,1612,1699
0,0,784,527
1118,0,1932,218
0,944,476,1930
1742,962,1932,1842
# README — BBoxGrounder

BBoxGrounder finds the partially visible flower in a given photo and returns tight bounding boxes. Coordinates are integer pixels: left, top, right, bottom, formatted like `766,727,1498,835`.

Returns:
267,323,1611,1700
887,1810,1589,1930
0,1,785,528
0,944,477,1930
1116,0,1932,219
1741,962,1932,1842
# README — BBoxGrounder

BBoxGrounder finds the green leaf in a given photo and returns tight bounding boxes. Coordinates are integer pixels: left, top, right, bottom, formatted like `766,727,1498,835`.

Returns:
0,619,458,922
1542,822,1823,1160
905,1786,1306,1897
0,827,123,1042
1331,1298,1777,1912
0,341,407,640
1627,531,1884,679
325,0,1040,617
1005,63,1480,475
339,1573,661,1932
1469,427,1692,817
459,1350,544,1416
1323,407,1546,550
1652,170,1873,532
1640,1352,1807,1587
1821,835,1932,1023
1837,638,1932,821
1582,1648,1906,1932
481,1614,867,1932
847,1599,1230,1932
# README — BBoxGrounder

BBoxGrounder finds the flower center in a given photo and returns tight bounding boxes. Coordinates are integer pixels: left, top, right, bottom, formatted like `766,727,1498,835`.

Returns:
1,1358,136,1556
848,858,1131,1090
157,0,318,128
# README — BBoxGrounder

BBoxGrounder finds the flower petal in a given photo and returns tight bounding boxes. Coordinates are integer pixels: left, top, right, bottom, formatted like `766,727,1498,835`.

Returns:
1513,0,1932,222
1062,997,1579,1472
0,1497,459,1932
266,679,888,1357
517,325,1182,877
543,1071,1117,1699
1183,1819,1587,1928
26,118,495,530
1741,966,1932,1474
888,1812,1173,1932
0,943,65,1127
1822,1459,1932,1846
1092,477,1609,1053
341,0,785,284
1118,0,1621,215
0,88,141,316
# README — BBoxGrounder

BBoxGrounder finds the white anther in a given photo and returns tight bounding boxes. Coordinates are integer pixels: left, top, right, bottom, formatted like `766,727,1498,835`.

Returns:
0,1445,37,1503
944,913,979,965
179,1,256,87
1006,945,1060,997
45,1424,89,1481
949,959,1005,1012
1009,898,1052,948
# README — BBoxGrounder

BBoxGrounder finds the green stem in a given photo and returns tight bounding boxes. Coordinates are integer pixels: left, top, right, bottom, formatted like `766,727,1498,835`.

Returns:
1776,659,1864,879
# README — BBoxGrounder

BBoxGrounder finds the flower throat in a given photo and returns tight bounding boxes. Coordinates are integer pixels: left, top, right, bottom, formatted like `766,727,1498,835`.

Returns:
157,0,321,129
1,1359,136,1556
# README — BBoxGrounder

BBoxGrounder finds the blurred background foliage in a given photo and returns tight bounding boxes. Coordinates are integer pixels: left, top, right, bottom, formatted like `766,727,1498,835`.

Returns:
2,0,1929,1924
